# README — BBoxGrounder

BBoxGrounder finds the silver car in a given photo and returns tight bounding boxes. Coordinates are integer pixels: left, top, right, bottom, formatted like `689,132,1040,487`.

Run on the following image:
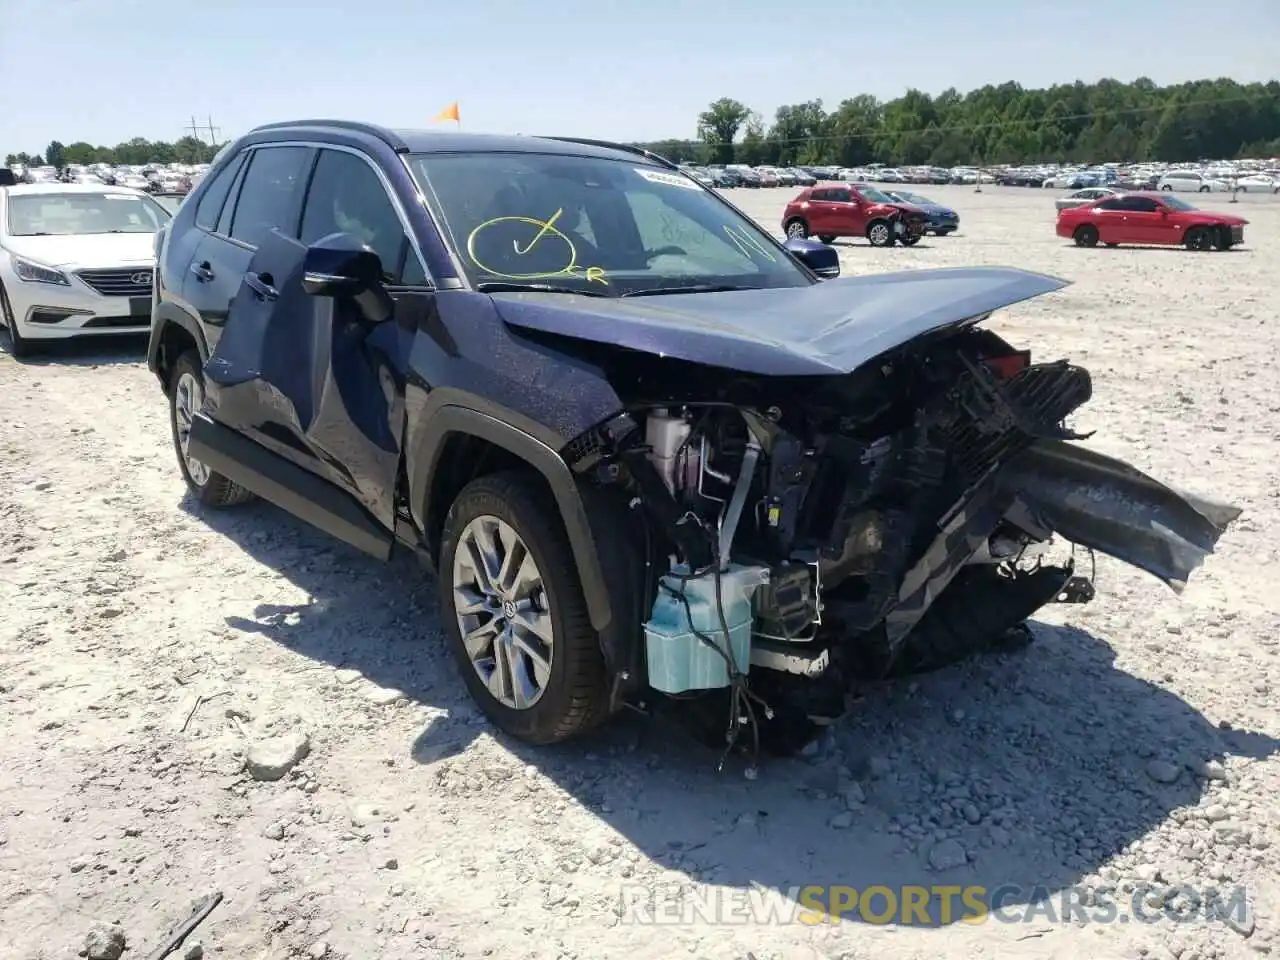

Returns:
1054,187,1119,211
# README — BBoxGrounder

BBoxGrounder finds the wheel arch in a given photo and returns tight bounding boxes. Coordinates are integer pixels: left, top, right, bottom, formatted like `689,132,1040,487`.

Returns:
408,403,616,635
148,302,209,387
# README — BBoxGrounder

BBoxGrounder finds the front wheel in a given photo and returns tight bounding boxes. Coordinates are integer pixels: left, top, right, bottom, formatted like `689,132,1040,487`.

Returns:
439,471,610,745
1184,226,1213,251
1211,227,1234,251
817,234,836,244
866,220,895,247
168,351,255,507
1198,185,1210,193
784,219,809,239
1161,184,1173,191
0,282,33,359
899,234,921,246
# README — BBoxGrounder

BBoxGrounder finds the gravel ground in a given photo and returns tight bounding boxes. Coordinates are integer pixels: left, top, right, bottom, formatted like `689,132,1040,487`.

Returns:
2,185,1278,960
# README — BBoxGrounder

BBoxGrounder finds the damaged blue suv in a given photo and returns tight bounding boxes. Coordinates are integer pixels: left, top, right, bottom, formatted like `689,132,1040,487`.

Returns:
147,120,1239,754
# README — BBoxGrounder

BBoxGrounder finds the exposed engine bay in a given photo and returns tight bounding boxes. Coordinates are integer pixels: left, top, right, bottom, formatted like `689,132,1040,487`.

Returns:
561,323,1240,761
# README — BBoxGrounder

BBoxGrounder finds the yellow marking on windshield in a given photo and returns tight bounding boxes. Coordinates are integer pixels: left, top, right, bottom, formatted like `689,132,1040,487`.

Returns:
722,224,777,262
466,213,610,285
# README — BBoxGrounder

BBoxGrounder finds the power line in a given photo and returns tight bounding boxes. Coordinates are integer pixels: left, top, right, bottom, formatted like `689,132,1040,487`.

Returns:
678,92,1274,146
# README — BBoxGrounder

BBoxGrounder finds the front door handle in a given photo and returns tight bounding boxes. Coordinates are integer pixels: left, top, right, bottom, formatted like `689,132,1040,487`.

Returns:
190,260,215,283
245,271,279,301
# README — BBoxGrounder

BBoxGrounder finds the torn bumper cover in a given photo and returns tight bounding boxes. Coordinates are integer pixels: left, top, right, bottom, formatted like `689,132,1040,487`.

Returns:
883,437,1242,655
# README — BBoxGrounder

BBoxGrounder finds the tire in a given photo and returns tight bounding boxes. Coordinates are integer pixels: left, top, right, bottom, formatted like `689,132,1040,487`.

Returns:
900,234,921,246
168,350,255,507
1161,184,1173,191
0,282,33,359
784,218,809,240
1198,185,1210,193
817,234,836,244
1073,224,1099,248
1183,226,1212,252
866,219,895,247
1211,227,1234,251
438,470,610,745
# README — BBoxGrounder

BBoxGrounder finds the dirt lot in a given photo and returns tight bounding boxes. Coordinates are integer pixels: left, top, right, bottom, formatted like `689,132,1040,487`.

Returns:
2,185,1278,960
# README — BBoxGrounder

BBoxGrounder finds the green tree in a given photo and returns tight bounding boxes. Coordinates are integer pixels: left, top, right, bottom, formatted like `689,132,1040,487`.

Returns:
45,140,66,169
697,97,751,164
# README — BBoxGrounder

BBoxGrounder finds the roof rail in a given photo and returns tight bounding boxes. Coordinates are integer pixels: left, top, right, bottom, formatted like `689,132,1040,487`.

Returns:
538,136,680,171
249,119,409,153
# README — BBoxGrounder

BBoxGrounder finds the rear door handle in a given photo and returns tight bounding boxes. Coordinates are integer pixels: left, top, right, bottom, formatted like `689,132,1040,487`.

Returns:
244,271,279,301
190,261,214,282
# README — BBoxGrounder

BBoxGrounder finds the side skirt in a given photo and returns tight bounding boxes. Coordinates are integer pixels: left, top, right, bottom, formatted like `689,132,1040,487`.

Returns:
188,412,394,560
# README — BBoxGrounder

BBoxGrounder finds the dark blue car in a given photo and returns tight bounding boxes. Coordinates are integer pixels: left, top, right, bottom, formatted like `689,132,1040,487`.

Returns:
143,119,1238,754
886,190,960,235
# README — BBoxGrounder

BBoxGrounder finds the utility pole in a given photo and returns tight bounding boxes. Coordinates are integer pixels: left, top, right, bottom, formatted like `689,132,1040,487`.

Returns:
186,116,202,140
205,116,220,146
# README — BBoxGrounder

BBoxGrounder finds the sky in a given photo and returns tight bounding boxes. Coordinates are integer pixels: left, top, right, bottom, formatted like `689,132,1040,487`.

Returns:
2,0,1277,155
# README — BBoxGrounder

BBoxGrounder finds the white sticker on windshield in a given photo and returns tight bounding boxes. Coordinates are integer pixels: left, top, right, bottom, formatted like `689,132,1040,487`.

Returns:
103,194,136,200
634,168,702,190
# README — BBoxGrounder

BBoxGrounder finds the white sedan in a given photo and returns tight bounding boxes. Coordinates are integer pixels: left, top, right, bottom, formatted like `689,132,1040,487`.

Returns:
1234,174,1278,194
1055,187,1119,211
0,183,171,358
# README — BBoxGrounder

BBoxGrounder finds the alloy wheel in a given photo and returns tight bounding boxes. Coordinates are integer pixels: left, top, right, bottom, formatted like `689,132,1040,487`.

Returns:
452,514,554,710
869,223,890,245
173,371,211,486
786,221,807,239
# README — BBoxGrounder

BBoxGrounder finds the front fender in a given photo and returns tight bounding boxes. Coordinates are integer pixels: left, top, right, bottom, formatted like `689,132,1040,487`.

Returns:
407,400,615,633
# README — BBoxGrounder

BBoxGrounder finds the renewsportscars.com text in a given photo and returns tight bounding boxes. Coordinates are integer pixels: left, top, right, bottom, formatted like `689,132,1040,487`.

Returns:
618,882,1251,927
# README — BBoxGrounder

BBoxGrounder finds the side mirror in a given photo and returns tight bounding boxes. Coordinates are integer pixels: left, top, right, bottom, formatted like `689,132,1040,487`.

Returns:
302,232,384,298
784,236,840,279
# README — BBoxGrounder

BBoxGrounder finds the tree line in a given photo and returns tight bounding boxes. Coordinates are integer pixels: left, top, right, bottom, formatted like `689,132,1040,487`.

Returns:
640,77,1280,168
8,77,1279,173
6,136,223,170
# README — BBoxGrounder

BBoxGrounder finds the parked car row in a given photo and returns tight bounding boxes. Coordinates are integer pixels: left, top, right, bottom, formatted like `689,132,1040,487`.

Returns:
996,162,1280,193
5,160,210,197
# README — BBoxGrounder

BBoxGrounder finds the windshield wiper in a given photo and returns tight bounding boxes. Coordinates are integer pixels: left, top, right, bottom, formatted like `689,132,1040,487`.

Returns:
621,284,754,297
476,281,610,298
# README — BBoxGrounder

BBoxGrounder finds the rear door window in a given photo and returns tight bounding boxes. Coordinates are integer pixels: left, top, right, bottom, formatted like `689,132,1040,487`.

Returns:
228,146,312,247
195,152,247,232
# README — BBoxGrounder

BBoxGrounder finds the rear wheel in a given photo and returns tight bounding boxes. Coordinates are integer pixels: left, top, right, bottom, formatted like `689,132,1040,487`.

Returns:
866,220,895,247
0,282,33,359
439,471,610,745
900,234,921,246
1161,184,1173,191
1073,224,1099,248
784,218,809,240
168,350,255,507
1183,226,1212,251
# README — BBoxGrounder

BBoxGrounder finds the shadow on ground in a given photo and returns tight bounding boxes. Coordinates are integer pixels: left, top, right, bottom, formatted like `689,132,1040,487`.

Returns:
0,330,147,366
184,493,1280,929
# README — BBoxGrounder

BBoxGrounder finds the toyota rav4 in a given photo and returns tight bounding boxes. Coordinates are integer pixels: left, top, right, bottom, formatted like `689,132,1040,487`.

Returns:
146,120,1239,755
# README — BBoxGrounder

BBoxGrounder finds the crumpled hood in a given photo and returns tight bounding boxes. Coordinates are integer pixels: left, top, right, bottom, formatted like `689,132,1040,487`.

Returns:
491,266,1068,376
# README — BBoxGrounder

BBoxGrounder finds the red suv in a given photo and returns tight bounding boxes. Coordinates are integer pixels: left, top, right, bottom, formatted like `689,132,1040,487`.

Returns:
782,183,928,247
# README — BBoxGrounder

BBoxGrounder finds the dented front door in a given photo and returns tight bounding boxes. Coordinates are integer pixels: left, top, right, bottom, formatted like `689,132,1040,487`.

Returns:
202,227,417,531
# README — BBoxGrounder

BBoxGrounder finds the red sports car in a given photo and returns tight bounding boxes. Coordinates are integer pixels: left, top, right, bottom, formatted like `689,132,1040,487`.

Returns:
782,183,928,247
1055,192,1247,251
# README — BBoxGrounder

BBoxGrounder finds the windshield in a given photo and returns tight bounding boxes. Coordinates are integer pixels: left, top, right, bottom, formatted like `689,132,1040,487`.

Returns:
897,192,930,204
856,185,894,203
1160,196,1197,212
406,152,812,295
6,191,171,236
